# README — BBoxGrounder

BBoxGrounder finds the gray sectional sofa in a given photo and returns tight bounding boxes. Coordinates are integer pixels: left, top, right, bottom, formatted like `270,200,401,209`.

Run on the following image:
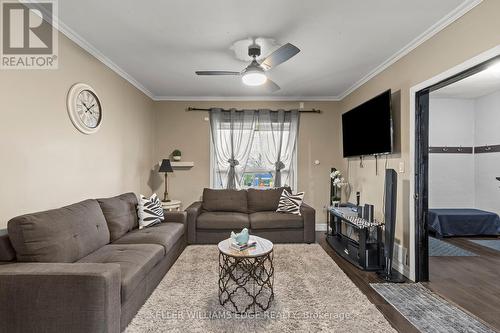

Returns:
186,187,316,244
0,193,186,333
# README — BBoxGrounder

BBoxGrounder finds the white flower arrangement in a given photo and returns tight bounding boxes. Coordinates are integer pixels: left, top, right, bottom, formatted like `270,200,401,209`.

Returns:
330,170,346,188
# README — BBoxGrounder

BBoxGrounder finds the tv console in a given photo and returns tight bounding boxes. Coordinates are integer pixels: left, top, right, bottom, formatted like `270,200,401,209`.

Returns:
326,206,384,271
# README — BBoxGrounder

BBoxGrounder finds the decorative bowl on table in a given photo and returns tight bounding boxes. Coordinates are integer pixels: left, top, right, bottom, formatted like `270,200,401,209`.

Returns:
231,228,249,245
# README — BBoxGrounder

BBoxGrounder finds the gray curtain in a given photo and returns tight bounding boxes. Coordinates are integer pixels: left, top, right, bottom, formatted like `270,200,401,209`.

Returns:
258,110,300,188
210,109,257,189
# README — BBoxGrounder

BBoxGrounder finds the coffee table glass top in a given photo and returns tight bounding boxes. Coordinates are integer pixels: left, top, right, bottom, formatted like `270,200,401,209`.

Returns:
218,235,273,258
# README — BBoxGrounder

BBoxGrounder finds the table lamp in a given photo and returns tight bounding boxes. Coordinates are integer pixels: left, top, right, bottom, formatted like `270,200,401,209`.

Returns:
159,159,174,202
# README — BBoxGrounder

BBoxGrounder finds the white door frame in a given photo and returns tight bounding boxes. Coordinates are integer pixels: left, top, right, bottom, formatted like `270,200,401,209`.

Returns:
408,45,500,281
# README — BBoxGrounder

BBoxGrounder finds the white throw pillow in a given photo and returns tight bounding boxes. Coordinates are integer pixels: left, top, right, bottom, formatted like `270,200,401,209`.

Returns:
138,193,164,229
276,190,304,215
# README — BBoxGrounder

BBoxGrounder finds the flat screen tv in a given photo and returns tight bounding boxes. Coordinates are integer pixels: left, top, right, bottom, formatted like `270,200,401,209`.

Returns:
342,89,393,157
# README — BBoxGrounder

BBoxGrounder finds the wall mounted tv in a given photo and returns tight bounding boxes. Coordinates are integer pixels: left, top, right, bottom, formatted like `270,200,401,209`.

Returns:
342,89,393,157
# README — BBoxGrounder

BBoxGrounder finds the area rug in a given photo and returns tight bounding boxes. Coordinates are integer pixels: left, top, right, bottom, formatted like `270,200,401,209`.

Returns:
429,236,477,256
371,283,495,333
468,239,500,252
126,244,396,332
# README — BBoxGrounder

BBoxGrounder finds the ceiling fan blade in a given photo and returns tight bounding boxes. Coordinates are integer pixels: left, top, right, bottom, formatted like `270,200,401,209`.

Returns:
263,79,280,92
260,43,300,70
195,71,240,76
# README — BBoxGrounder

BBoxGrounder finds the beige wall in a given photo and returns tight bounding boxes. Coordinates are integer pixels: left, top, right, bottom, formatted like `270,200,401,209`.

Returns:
0,33,156,228
339,0,500,266
2,0,498,254
153,101,342,223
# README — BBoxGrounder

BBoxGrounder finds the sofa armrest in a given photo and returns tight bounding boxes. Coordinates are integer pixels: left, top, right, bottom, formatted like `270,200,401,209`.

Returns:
185,201,203,244
163,210,187,225
163,210,187,241
0,263,121,333
301,203,316,243
0,229,15,262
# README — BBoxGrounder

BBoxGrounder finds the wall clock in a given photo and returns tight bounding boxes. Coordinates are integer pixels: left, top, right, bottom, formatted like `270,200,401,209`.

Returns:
66,83,102,134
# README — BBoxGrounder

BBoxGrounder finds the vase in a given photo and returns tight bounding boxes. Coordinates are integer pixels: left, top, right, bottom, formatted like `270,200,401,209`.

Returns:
173,156,181,161
332,186,341,203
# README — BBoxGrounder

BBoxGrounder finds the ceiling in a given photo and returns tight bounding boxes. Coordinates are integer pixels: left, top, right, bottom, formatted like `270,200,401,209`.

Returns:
431,62,500,99
54,0,479,100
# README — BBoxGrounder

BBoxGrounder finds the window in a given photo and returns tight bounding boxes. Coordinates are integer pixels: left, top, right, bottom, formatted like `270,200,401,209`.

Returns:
210,126,297,190
240,133,294,189
209,109,299,190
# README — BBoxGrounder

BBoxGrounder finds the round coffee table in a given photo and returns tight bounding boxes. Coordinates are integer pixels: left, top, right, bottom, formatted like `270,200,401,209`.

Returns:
217,235,274,314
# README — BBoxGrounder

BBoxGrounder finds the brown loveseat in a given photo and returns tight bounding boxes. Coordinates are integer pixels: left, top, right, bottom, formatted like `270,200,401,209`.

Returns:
186,188,316,244
0,193,186,333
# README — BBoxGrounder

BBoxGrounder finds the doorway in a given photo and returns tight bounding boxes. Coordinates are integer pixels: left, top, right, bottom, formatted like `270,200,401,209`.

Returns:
414,55,500,329
414,55,500,281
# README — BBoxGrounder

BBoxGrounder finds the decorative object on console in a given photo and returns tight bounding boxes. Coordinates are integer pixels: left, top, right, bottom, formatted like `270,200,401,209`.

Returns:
230,228,250,245
363,204,374,222
330,168,347,204
66,83,102,134
137,193,164,229
159,159,174,202
172,149,182,161
276,190,304,215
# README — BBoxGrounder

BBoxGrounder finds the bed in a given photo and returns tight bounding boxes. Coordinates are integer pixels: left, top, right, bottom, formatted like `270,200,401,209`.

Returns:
428,208,500,237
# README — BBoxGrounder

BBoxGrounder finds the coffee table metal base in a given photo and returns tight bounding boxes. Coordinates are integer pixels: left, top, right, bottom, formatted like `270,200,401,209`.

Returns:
218,251,274,314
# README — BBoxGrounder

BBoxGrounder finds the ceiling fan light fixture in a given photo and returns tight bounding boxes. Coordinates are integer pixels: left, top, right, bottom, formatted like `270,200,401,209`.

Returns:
242,68,267,86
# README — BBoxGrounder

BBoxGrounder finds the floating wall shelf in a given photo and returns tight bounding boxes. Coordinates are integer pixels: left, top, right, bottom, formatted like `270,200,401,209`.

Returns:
171,161,194,169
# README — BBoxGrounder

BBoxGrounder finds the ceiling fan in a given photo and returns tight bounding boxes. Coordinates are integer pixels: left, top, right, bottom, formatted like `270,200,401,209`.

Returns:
195,42,300,92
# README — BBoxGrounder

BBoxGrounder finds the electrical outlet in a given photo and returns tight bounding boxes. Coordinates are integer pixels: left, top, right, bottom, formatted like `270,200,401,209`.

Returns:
398,161,405,173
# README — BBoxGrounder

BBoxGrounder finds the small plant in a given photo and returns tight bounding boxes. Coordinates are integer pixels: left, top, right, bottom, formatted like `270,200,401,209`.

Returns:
172,149,182,161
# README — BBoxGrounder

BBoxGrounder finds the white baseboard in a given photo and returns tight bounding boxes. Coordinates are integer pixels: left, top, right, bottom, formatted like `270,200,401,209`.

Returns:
392,243,410,279
316,223,328,232
392,259,410,279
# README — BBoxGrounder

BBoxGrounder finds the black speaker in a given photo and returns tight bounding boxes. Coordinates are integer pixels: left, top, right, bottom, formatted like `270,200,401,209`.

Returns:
384,169,397,261
377,168,404,282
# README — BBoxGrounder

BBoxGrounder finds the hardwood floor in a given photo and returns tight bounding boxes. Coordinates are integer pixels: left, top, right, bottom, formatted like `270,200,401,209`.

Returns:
427,236,500,331
316,232,419,333
317,232,500,332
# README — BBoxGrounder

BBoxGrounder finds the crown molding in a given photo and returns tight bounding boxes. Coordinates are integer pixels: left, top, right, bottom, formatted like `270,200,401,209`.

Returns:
152,95,341,102
24,0,481,103
336,0,483,100
23,0,155,100
58,22,155,99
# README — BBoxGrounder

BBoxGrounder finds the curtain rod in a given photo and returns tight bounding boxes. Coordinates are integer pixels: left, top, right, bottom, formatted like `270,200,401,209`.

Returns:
186,107,321,113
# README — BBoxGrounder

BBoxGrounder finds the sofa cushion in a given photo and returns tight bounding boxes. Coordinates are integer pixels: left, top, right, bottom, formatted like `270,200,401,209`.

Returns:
247,187,291,212
249,211,303,229
7,200,110,263
98,193,139,241
112,222,184,255
202,188,248,213
197,212,250,230
77,244,163,302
